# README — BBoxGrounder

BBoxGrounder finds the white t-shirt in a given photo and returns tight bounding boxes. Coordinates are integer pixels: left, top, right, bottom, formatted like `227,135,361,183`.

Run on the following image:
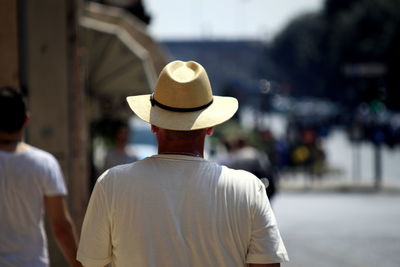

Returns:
0,144,67,267
78,154,289,267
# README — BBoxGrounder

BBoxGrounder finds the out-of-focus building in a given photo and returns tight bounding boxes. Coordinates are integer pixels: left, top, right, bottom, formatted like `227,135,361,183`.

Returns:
0,1,167,265
163,40,267,104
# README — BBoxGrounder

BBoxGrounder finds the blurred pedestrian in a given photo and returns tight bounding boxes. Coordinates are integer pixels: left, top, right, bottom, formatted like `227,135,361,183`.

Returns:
102,120,138,171
78,61,289,266
310,139,326,179
0,87,82,267
220,136,277,200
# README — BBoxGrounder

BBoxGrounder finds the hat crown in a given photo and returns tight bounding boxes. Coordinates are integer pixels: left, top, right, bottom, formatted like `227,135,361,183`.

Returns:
153,61,213,109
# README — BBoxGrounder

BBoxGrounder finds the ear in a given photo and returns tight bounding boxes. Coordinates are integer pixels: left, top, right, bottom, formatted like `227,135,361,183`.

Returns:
205,127,214,136
151,125,159,134
24,113,30,126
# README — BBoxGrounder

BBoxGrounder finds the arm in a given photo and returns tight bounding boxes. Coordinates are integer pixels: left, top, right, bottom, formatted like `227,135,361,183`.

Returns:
248,264,280,267
44,195,83,267
246,178,289,266
77,178,112,267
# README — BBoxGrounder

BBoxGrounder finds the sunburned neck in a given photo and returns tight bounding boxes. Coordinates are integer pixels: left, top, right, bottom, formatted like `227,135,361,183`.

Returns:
158,140,205,158
154,126,209,159
158,142,204,158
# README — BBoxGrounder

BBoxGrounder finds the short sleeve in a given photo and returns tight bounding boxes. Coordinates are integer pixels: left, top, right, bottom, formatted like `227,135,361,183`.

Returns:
77,173,112,267
42,154,67,196
246,182,289,264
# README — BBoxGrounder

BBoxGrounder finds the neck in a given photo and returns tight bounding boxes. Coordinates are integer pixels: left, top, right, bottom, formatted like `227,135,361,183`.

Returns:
158,142,204,157
0,131,23,152
154,127,210,159
157,137,205,159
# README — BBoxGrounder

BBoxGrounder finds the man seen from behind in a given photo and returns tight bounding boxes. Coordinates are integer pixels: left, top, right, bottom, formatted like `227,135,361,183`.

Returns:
77,61,289,267
0,87,82,267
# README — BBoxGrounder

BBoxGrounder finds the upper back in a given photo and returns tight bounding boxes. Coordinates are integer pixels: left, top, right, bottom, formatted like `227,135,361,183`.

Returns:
98,154,265,267
0,144,64,201
0,144,66,266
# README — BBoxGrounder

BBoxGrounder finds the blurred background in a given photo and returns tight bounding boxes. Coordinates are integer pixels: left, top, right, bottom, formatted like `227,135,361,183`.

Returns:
1,0,399,266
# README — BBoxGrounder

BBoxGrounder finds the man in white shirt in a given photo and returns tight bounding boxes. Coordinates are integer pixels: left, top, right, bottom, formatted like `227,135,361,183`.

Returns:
0,86,82,267
78,61,289,267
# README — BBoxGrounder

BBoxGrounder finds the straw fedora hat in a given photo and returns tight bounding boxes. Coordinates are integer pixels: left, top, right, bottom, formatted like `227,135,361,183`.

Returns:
126,60,238,131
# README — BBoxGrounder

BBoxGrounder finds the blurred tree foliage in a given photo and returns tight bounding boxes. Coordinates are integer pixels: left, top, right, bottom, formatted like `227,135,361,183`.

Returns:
267,0,400,110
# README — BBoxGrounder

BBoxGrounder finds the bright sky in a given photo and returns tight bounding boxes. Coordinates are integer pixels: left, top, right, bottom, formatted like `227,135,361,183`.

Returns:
145,0,324,40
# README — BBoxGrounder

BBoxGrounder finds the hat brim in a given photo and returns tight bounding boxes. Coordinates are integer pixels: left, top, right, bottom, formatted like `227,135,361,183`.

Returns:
127,95,238,131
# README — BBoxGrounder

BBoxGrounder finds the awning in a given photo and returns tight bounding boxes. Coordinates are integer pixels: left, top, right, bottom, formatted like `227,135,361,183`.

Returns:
80,3,167,119
84,2,168,74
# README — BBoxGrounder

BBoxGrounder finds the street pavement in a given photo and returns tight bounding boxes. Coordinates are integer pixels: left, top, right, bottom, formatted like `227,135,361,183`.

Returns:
272,191,400,267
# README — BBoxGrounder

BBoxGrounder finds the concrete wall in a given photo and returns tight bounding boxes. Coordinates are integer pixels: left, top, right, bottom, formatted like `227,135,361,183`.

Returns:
25,1,88,266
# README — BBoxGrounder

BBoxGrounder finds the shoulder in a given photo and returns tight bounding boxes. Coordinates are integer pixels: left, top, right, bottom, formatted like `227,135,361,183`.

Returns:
220,165,264,190
14,145,66,192
15,144,58,167
222,165,259,180
19,144,60,167
96,161,136,185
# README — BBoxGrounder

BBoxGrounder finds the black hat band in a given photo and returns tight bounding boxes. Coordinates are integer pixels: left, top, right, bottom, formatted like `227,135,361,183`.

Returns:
150,95,213,112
